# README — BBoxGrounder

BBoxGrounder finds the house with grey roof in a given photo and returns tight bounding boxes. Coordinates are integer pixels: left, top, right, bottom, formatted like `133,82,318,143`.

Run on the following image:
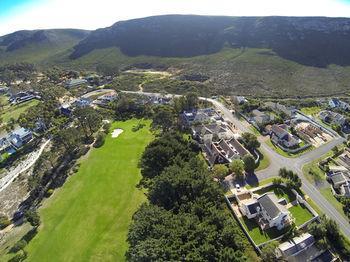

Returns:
181,108,222,127
265,101,296,117
276,233,336,262
270,124,299,148
328,172,348,189
256,192,292,230
251,109,273,126
8,127,33,149
191,122,232,142
237,190,292,230
202,137,249,166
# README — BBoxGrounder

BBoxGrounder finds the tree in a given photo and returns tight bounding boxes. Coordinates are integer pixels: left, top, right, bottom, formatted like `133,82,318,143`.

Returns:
242,155,256,173
10,240,27,253
25,210,40,227
0,214,11,229
96,64,119,77
140,132,196,180
74,107,102,139
54,127,82,151
184,92,199,110
212,164,229,180
260,241,279,262
173,92,199,114
152,105,174,131
230,160,245,180
279,168,302,189
241,132,260,150
332,145,339,155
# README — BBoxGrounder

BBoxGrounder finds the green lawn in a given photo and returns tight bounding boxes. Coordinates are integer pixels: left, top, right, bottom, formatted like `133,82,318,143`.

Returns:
255,149,270,171
320,187,348,220
0,95,9,106
302,152,331,185
239,216,288,245
1,100,40,123
302,152,348,220
266,139,313,158
25,119,153,262
300,106,322,116
289,204,314,226
254,185,296,203
0,223,33,261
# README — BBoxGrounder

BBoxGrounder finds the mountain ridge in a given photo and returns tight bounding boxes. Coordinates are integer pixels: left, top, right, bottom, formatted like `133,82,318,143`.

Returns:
69,15,350,67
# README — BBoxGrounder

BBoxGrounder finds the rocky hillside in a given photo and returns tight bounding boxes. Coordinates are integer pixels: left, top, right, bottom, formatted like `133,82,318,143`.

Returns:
71,15,350,67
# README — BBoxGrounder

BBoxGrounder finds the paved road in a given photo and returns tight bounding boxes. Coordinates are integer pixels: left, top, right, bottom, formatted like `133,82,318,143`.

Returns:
121,91,350,236
209,98,350,236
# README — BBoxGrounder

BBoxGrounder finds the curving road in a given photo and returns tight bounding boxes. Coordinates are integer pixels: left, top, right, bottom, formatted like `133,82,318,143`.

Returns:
209,98,350,236
121,90,350,236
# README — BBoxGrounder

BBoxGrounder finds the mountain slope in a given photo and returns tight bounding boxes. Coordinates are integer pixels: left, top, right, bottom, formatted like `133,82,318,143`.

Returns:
71,15,350,67
0,29,90,65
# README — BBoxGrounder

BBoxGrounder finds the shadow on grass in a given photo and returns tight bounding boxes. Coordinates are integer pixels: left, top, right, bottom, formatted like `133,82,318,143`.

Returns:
255,185,296,202
241,216,289,244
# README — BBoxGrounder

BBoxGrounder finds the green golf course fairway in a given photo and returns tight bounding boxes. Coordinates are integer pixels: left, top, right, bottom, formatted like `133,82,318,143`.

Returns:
26,119,153,262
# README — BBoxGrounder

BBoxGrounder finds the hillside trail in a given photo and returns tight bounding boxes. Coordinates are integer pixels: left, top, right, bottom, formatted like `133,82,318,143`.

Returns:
0,139,50,193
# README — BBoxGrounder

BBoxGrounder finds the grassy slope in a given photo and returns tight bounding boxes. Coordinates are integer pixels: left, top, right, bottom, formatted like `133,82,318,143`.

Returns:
0,31,86,66
2,42,350,96
50,47,350,97
26,119,153,262
1,100,39,123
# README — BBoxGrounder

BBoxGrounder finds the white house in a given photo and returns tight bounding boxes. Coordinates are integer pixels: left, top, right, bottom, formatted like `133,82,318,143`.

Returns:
192,122,232,142
8,128,33,149
256,192,292,230
237,190,292,231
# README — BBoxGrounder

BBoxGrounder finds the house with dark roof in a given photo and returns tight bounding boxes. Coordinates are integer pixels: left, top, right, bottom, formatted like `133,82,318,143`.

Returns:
202,137,249,166
256,192,291,230
0,86,9,94
329,98,350,111
276,233,335,262
60,104,73,117
237,190,292,230
329,98,341,108
270,124,299,148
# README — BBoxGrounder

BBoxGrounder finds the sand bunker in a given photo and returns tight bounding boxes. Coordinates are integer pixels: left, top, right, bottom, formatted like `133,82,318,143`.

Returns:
111,129,124,138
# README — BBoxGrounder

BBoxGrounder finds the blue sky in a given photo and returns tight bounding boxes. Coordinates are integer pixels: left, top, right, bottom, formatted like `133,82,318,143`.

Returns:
1,0,350,36
0,0,40,18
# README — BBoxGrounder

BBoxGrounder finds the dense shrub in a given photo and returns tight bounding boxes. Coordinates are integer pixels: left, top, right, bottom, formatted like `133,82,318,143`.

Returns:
93,132,106,148
0,214,11,229
25,210,40,227
10,240,27,253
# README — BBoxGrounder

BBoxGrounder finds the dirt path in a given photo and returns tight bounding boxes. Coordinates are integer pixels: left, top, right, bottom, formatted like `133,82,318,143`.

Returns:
0,139,50,193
